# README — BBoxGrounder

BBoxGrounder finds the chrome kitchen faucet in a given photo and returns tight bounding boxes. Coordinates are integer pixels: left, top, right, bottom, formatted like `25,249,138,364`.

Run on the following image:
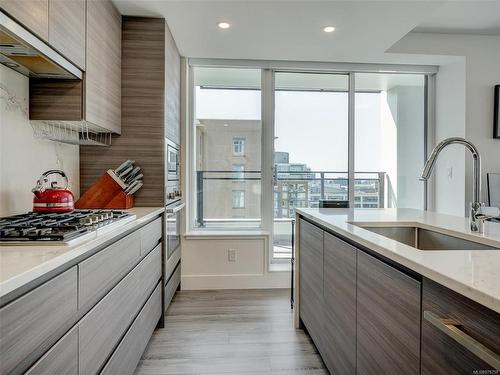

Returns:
420,137,496,233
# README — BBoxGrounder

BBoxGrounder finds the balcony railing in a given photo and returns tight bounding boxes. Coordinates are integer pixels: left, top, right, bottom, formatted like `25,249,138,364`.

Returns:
195,170,386,259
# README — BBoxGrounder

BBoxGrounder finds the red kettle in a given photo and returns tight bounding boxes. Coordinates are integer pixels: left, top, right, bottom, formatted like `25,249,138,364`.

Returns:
32,170,75,213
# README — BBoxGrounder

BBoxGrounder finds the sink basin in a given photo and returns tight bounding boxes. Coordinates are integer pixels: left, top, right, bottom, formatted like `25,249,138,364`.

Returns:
353,225,499,250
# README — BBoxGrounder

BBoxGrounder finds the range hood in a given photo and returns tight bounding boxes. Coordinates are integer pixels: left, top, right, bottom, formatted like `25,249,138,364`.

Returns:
0,11,82,79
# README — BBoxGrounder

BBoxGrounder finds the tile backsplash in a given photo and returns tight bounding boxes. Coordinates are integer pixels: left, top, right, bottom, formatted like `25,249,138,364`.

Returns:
0,65,79,216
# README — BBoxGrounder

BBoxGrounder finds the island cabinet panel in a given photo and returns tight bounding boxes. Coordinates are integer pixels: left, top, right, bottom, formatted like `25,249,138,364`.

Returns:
421,278,500,374
78,245,161,375
0,0,49,41
25,326,78,375
356,251,421,375
299,219,324,352
0,267,77,374
48,0,86,69
101,283,162,375
322,232,357,375
78,230,142,309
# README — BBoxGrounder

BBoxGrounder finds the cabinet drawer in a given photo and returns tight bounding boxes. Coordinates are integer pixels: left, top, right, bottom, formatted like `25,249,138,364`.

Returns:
141,217,162,255
165,261,181,310
101,283,162,375
422,278,500,374
78,231,141,309
78,245,161,375
25,326,78,375
356,250,421,375
0,267,77,374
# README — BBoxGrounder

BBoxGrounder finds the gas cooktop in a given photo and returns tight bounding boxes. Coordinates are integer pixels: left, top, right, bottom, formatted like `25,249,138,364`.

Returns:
0,210,135,244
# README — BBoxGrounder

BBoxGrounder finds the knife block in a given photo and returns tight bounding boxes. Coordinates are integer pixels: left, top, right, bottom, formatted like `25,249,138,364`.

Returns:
75,171,135,209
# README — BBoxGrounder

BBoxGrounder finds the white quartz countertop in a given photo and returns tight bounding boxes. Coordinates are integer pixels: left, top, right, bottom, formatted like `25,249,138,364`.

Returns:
296,208,500,313
0,207,164,304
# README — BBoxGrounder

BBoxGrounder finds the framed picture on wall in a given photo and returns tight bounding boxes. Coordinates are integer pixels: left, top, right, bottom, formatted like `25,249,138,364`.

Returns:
495,85,500,138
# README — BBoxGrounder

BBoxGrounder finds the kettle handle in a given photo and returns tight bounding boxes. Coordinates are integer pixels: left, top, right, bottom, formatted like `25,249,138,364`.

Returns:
34,170,69,191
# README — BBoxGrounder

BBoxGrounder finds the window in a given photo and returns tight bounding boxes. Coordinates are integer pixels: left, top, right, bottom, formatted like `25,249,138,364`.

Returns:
189,63,431,266
232,164,245,180
233,138,246,156
193,67,261,229
355,73,426,209
232,190,245,208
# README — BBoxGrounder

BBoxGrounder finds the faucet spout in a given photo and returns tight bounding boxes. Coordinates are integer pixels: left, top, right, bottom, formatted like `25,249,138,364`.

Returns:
421,137,483,232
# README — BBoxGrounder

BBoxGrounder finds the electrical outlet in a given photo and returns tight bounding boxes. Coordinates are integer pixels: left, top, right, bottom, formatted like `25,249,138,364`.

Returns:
228,248,236,262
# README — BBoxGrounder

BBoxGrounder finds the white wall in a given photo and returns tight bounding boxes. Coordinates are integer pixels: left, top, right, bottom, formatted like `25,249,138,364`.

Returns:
390,33,500,215
181,234,290,289
393,85,426,210
0,65,80,216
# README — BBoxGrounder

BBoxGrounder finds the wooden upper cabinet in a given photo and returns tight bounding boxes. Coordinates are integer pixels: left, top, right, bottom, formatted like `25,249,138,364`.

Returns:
86,0,121,134
29,0,121,134
0,0,49,41
48,0,86,70
165,22,181,145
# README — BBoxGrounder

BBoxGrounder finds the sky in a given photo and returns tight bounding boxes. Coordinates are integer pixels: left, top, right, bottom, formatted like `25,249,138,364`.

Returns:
195,87,389,173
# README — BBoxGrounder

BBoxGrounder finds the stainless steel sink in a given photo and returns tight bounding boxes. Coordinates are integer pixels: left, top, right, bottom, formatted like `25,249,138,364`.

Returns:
354,225,498,250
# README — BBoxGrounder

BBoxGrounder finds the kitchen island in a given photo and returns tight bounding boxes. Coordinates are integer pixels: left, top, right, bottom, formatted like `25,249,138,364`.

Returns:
295,208,500,374
0,207,165,374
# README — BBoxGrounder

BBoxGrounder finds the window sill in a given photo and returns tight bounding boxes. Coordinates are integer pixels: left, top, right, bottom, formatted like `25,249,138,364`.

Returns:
269,262,291,272
184,230,270,240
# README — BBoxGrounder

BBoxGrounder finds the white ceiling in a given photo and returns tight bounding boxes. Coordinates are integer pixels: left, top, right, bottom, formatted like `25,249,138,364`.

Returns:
413,1,500,36
113,0,499,63
113,0,445,63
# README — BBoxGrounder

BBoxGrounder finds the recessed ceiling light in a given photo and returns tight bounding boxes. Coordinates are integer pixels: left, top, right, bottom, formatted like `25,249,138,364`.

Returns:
323,26,335,33
223,123,229,127
217,22,231,29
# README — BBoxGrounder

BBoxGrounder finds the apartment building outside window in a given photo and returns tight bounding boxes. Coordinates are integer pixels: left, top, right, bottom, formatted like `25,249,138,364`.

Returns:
193,67,262,229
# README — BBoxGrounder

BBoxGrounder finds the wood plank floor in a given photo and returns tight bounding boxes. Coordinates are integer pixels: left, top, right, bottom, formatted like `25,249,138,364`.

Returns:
134,289,328,375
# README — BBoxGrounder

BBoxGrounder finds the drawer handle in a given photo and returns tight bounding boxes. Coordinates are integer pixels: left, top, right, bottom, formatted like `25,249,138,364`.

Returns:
424,311,500,370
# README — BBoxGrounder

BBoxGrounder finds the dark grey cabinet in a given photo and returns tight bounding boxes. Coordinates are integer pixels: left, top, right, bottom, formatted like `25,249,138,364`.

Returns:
421,278,500,374
299,219,324,351
356,250,421,375
322,232,357,375
298,216,500,375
